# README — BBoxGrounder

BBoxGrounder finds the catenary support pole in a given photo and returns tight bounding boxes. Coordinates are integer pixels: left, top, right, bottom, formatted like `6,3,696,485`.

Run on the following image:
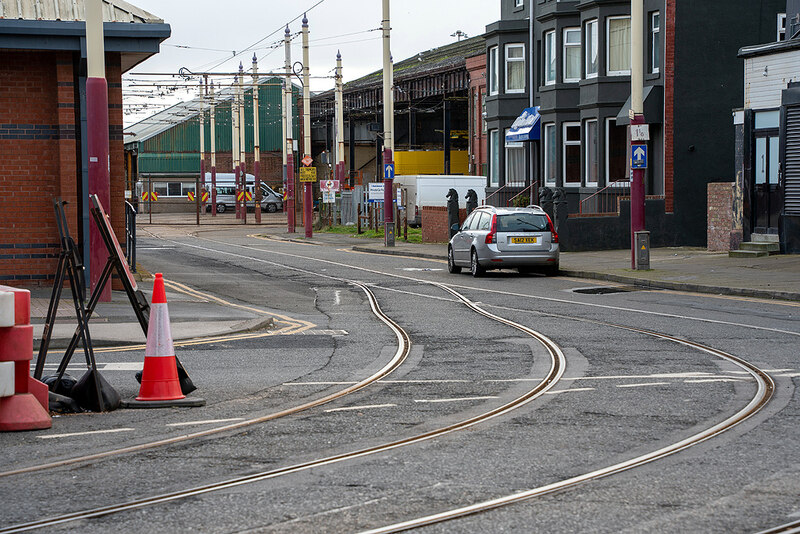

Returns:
253,54,261,224
285,26,296,233
232,75,240,219
85,0,111,301
630,0,646,268
239,63,247,224
210,82,217,217
302,14,313,238
382,0,395,246
197,81,203,225
335,51,345,186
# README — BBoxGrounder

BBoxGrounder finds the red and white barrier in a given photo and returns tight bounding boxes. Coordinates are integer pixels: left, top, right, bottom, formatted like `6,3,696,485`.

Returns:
0,286,51,431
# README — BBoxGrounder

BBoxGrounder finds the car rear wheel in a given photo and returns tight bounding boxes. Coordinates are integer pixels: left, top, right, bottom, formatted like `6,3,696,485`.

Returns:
216,203,226,213
470,249,485,277
448,247,461,274
265,203,278,213
543,262,559,276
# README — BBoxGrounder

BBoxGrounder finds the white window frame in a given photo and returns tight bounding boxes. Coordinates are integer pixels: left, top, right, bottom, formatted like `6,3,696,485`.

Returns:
607,16,632,76
515,0,524,6
489,129,500,187
585,19,598,79
605,117,629,186
543,123,556,186
505,43,526,93
563,27,581,83
562,121,581,188
650,12,660,74
544,31,556,86
489,46,499,95
778,13,787,41
505,129,525,187
584,119,599,187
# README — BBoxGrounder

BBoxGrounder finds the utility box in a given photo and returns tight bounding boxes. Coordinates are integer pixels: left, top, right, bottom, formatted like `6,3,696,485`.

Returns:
635,230,650,270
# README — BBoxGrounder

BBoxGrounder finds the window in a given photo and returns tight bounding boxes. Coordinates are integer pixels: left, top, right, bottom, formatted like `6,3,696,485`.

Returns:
152,181,195,197
650,12,660,73
505,129,526,187
563,28,581,82
168,182,182,197
585,120,598,187
543,123,556,186
778,13,786,41
585,19,598,78
544,31,556,85
607,16,631,75
515,0,524,6
563,122,581,186
606,118,628,184
489,129,500,187
489,47,499,95
477,212,491,230
506,44,526,93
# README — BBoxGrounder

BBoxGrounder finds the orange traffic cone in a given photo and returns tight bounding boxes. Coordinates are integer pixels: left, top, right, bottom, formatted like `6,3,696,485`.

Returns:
124,274,204,408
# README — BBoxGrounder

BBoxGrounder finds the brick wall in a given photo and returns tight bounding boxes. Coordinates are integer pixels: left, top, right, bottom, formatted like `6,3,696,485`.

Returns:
664,0,675,213
421,206,467,243
707,182,742,251
0,49,126,287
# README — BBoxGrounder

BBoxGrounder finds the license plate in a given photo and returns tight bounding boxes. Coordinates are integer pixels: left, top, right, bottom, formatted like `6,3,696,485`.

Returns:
511,237,538,244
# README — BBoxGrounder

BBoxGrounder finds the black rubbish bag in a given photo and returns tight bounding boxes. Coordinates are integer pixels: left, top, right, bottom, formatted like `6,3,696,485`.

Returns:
42,374,78,397
134,357,197,395
71,369,121,412
48,391,84,414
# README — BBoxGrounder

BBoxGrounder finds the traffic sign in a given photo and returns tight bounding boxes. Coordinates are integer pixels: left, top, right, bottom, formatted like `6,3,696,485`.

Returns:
322,191,336,204
187,191,195,202
384,163,394,181
321,179,340,192
368,182,384,202
301,155,313,167
201,191,209,202
630,124,650,141
245,191,252,201
631,144,648,169
142,191,158,201
299,167,317,182
237,191,244,201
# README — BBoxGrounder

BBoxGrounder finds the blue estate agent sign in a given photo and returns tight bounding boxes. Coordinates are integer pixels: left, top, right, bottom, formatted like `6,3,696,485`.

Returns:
384,163,394,181
631,144,647,169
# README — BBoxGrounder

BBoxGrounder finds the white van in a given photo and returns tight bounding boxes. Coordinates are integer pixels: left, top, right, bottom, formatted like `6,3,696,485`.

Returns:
203,173,283,214
393,175,486,227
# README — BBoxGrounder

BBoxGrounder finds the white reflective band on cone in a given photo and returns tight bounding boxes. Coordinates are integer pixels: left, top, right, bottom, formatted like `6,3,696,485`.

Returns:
0,291,13,327
145,303,175,357
0,361,14,397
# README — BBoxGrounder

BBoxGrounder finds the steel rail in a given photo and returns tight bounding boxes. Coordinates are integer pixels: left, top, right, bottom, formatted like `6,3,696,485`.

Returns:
0,281,409,479
0,286,566,534
755,520,800,534
360,326,775,534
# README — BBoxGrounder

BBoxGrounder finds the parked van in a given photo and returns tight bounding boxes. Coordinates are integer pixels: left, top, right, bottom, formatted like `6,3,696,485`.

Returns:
393,175,486,227
203,173,283,213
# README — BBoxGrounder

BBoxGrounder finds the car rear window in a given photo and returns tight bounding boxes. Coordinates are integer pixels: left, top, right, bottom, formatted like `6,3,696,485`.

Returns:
497,213,549,232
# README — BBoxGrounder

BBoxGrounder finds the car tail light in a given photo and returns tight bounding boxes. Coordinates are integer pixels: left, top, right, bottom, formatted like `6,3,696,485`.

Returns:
546,213,558,243
485,213,497,244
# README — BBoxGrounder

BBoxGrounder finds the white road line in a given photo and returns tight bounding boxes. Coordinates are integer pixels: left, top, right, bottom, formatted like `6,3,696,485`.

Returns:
166,418,245,427
325,404,397,413
38,428,135,439
616,382,672,388
777,373,800,377
414,396,499,404
544,387,595,394
684,378,750,383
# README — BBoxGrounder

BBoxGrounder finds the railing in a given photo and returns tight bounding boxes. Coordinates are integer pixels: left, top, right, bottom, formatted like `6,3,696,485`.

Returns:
483,185,508,206
577,179,631,216
125,201,136,273
507,181,538,207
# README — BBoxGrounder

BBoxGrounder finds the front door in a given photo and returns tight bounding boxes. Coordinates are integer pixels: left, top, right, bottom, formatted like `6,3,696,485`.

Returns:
753,133,782,233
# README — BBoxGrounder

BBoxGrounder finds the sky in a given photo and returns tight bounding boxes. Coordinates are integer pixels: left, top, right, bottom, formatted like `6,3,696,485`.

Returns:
123,0,500,126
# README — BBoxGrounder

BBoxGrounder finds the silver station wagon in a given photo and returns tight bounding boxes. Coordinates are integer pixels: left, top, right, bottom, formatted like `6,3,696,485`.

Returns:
448,205,560,277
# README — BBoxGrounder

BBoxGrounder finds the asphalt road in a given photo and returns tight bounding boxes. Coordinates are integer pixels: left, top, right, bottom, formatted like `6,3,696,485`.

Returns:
2,226,798,534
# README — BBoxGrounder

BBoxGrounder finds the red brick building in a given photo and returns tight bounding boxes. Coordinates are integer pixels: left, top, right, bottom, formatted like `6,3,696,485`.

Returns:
466,52,487,178
0,1,169,286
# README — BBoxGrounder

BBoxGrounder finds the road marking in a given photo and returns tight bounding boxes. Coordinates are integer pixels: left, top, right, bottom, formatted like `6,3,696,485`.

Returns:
777,372,800,377
402,268,444,272
334,290,341,306
166,418,245,427
545,387,595,394
414,396,499,404
324,404,397,413
41,363,142,371
38,428,135,439
617,382,671,388
684,378,749,383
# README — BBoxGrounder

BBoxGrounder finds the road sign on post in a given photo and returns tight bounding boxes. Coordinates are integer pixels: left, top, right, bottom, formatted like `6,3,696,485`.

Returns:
302,155,313,167
384,163,394,181
631,144,648,169
300,167,317,182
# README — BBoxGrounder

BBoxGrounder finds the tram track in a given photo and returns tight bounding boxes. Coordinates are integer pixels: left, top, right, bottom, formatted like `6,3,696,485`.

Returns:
0,284,566,533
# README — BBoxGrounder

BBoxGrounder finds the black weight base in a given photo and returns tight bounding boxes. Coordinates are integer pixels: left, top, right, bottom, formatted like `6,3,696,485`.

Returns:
121,397,206,409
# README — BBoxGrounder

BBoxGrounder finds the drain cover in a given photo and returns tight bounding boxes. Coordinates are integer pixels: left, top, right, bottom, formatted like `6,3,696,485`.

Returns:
572,286,638,295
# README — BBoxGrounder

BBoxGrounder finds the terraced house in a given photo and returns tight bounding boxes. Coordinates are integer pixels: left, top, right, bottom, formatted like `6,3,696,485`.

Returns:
482,0,787,250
